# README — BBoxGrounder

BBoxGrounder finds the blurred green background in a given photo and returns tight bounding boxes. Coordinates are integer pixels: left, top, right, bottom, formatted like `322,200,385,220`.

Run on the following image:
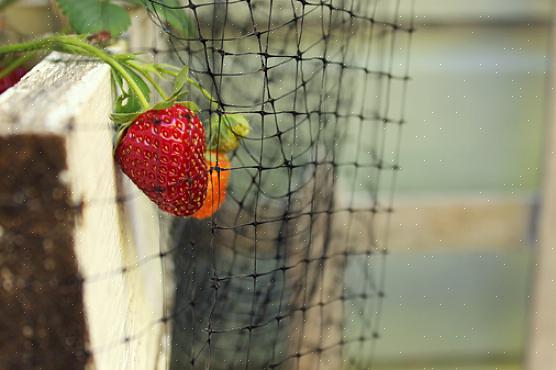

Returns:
2,1,550,369
366,1,551,369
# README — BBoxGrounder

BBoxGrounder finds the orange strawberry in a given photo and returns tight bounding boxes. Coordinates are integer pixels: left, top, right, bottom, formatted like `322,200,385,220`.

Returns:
192,152,231,219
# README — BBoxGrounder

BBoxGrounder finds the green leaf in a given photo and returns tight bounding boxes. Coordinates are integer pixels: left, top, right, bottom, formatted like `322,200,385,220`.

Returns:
151,100,176,111
121,0,142,5
175,91,189,101
138,63,165,80
111,112,141,125
148,0,196,37
115,65,151,114
56,0,131,36
111,69,124,91
152,63,181,77
173,66,190,94
113,53,140,62
177,101,200,113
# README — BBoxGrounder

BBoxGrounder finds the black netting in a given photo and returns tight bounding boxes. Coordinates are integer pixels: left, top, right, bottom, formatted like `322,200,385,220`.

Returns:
117,0,413,369
0,1,414,369
132,1,415,369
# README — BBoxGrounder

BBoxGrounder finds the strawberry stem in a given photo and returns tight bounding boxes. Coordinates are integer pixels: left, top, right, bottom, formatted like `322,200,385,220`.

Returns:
0,35,150,110
161,68,219,110
0,34,250,153
0,52,35,79
125,60,168,100
55,36,150,110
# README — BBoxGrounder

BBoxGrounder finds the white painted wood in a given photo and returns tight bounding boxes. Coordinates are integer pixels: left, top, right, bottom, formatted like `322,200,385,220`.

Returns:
0,53,167,370
124,12,175,370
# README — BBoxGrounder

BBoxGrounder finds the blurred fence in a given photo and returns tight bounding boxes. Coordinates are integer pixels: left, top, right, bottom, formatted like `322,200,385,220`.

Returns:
0,1,415,369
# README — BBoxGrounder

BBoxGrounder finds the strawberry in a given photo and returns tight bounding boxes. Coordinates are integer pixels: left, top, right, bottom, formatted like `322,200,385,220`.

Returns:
192,152,231,219
0,67,28,94
115,104,209,216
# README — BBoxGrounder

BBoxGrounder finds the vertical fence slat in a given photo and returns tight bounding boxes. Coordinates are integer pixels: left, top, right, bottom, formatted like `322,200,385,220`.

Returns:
0,53,167,370
526,9,556,370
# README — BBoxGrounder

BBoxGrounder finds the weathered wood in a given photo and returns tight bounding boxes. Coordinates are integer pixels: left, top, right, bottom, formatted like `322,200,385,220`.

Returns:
286,163,343,370
0,54,166,370
369,196,532,251
526,9,556,368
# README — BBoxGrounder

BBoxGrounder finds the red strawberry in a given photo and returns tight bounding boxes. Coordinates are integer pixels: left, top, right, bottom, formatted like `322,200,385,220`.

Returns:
115,104,209,216
0,67,28,94
192,152,231,219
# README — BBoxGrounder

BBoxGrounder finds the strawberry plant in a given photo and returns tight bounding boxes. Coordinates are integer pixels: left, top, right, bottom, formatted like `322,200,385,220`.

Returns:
1,0,194,37
0,31,249,217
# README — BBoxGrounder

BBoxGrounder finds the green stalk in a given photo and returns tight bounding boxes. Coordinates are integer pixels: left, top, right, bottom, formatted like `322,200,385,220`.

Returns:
55,36,150,109
0,52,35,79
126,60,168,100
0,38,54,54
0,35,150,110
188,78,218,110
162,68,219,110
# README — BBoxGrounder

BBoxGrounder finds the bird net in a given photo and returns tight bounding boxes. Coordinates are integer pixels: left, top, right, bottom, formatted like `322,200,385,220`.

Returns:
138,1,415,369
0,0,414,369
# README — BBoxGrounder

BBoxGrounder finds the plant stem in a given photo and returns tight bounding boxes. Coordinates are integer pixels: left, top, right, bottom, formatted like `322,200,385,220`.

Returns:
0,52,35,79
188,78,219,110
161,68,219,110
0,38,54,54
126,60,168,100
0,35,150,110
56,36,150,109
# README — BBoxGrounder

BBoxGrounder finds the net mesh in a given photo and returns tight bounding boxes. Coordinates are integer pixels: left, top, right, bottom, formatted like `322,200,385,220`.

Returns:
0,0,414,369
139,1,414,369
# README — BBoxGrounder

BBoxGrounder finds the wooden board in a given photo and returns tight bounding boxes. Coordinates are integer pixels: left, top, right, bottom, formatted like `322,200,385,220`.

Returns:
0,53,167,370
525,8,556,370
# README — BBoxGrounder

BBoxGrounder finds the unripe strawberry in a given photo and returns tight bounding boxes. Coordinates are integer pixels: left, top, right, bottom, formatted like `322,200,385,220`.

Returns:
115,104,209,216
192,152,231,219
208,113,251,153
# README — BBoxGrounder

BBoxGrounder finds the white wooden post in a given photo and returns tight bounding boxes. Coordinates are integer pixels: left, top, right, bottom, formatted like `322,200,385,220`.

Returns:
0,54,167,370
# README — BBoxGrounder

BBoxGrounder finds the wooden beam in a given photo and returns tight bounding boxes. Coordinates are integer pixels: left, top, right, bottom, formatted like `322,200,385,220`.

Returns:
526,8,556,369
0,54,166,370
382,196,533,251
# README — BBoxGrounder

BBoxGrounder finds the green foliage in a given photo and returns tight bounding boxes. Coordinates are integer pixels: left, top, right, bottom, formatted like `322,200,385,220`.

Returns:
56,0,131,36
141,0,196,37
123,0,194,36
114,65,151,114
0,0,18,11
0,33,248,152
173,66,190,94
55,0,194,38
177,101,200,113
208,114,251,152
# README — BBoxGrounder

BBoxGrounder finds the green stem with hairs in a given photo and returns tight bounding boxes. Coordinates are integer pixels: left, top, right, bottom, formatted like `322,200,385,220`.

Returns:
0,52,35,79
0,35,150,110
55,36,150,109
126,60,168,100
162,68,219,110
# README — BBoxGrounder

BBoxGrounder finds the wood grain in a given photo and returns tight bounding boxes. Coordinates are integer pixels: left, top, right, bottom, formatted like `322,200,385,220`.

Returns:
0,53,167,370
